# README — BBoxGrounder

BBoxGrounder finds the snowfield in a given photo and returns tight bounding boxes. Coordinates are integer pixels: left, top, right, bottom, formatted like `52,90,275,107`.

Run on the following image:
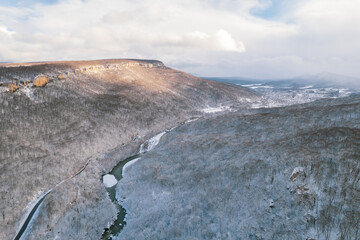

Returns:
201,106,230,113
139,132,166,153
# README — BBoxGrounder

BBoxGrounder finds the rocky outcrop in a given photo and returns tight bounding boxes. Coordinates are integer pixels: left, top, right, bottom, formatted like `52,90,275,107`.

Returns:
0,59,166,94
33,76,49,87
57,73,66,80
8,83,19,92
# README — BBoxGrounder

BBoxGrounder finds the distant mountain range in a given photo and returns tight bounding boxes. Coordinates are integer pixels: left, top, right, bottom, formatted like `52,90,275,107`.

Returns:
204,72,360,89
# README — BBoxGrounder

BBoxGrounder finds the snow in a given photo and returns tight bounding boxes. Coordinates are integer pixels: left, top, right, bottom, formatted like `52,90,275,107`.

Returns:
116,94,360,240
18,86,39,102
249,85,273,89
339,88,350,94
14,189,52,240
201,106,230,113
140,131,166,153
292,167,305,175
123,158,141,176
299,85,314,89
0,87,7,93
268,199,274,208
240,84,262,87
19,197,47,240
290,167,305,181
184,117,199,124
103,174,118,188
247,86,356,109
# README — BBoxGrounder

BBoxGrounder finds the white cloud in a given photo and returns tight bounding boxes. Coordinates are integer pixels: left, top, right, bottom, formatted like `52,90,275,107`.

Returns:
215,29,246,53
0,0,359,79
0,26,15,36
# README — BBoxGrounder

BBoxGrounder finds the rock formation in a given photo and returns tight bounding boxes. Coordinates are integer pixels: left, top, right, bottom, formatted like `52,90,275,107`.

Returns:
57,73,66,80
33,76,50,87
8,83,19,93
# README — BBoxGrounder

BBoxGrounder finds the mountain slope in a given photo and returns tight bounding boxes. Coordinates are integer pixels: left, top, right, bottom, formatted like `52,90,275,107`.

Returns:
117,94,360,239
0,59,257,240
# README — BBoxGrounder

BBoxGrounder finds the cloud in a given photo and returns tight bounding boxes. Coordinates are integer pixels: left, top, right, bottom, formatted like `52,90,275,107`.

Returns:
0,0,359,79
148,30,245,53
0,26,15,36
0,0,260,63
215,29,246,52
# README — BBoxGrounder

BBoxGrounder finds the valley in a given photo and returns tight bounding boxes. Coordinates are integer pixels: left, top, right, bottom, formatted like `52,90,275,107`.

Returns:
0,59,359,240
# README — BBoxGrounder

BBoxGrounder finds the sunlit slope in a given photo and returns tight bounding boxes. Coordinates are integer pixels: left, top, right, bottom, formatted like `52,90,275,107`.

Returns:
0,59,257,240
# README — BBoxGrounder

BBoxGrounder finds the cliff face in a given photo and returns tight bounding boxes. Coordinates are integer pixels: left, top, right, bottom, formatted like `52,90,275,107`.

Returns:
0,59,257,240
117,94,360,240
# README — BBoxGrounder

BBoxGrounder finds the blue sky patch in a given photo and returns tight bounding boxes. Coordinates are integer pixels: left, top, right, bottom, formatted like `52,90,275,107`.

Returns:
251,0,289,20
0,0,58,7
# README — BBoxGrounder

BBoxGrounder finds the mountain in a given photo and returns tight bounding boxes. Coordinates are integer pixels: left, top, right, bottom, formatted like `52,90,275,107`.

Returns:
1,60,359,240
0,59,257,240
116,94,360,240
203,73,359,109
297,72,360,88
204,72,360,89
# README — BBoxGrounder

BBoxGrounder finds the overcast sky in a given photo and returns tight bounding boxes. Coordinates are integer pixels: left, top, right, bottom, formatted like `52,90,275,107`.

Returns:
0,0,359,78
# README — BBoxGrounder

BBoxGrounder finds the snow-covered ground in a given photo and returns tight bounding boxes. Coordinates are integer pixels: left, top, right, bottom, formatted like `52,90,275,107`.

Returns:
14,189,52,240
21,87,36,101
0,86,7,93
103,174,117,188
239,83,357,108
201,106,230,113
122,158,141,176
139,132,166,153
205,76,359,109
116,93,360,240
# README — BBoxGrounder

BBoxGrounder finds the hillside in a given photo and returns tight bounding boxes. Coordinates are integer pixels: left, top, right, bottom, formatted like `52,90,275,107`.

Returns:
0,59,257,240
116,94,360,240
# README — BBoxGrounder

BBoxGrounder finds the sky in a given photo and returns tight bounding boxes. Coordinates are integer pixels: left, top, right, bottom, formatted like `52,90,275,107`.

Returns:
0,0,360,79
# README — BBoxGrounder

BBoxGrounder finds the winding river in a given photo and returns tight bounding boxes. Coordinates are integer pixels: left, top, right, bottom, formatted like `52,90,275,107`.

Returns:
14,117,199,240
101,154,141,240
101,118,199,239
101,131,167,240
